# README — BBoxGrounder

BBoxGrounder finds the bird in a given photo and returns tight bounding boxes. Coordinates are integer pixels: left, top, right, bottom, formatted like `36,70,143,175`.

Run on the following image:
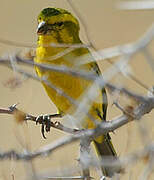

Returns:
35,7,120,177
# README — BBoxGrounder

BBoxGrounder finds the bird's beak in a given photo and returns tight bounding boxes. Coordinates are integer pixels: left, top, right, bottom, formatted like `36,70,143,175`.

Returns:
37,21,46,35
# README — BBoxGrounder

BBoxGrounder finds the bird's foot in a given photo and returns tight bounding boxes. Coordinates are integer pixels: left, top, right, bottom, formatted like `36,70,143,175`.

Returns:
36,114,62,139
36,114,51,139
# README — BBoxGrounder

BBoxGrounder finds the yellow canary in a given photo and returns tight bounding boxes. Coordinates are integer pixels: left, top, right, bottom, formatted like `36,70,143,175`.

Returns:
35,7,119,177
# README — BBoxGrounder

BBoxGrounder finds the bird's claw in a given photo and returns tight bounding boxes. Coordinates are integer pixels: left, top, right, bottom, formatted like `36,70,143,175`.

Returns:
36,114,50,124
36,114,51,139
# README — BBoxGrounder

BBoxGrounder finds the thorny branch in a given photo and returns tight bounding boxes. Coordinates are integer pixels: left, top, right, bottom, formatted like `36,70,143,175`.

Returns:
0,104,80,138
0,76,153,139
0,84,153,160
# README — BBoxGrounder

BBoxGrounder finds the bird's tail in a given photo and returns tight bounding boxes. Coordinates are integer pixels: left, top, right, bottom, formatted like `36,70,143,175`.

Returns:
93,134,121,177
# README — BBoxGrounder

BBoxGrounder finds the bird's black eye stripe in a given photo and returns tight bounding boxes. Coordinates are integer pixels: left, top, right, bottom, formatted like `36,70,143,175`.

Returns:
57,22,64,26
53,22,64,26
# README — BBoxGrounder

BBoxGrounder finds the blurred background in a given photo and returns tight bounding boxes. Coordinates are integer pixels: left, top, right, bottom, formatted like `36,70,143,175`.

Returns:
0,0,153,179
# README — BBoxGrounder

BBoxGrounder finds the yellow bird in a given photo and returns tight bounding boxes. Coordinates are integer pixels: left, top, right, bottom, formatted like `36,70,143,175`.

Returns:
35,7,119,177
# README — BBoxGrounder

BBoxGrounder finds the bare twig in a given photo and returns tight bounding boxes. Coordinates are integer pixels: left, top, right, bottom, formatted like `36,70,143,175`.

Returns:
80,138,91,180
0,37,35,48
118,1,154,10
0,89,153,161
0,104,79,135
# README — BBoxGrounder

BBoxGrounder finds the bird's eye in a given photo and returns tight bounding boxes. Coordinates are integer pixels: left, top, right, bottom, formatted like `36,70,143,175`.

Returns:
57,22,64,26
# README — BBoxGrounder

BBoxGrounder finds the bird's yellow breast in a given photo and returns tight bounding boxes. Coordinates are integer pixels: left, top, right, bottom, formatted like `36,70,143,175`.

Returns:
36,46,91,110
35,34,104,132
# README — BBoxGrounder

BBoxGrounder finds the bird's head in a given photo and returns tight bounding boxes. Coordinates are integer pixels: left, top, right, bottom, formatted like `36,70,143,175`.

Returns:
37,7,80,37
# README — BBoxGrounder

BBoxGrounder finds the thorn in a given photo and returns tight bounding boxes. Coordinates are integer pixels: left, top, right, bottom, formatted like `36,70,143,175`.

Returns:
9,103,19,112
